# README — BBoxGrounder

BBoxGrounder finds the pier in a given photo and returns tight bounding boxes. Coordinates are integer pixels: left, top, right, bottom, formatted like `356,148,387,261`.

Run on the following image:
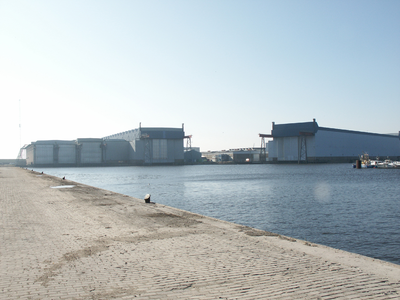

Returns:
1,167,400,299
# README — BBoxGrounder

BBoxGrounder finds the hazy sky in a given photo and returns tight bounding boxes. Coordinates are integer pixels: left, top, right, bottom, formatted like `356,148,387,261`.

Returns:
1,0,399,158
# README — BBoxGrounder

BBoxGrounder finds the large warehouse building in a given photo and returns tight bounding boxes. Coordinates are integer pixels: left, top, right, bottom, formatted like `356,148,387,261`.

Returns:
25,125,185,167
265,119,400,163
103,125,185,165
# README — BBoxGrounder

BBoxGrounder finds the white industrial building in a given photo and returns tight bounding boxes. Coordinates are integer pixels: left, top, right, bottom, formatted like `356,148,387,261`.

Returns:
201,149,262,163
265,119,400,163
104,125,185,165
26,140,77,166
25,125,185,166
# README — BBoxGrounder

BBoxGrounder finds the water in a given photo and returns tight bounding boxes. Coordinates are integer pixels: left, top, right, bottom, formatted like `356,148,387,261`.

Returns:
35,164,400,265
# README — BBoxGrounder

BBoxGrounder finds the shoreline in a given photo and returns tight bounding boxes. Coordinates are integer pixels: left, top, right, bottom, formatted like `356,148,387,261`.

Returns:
1,166,400,299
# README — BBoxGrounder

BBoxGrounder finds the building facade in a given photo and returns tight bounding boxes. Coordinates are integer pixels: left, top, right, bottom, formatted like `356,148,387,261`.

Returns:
266,119,400,163
104,125,184,165
201,149,261,163
25,125,185,167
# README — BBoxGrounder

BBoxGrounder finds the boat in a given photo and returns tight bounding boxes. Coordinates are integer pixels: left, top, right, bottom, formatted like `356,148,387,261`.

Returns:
377,159,400,168
360,153,380,168
353,153,400,168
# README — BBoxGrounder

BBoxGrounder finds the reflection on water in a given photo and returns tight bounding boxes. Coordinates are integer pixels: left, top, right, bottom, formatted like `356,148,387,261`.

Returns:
37,164,400,265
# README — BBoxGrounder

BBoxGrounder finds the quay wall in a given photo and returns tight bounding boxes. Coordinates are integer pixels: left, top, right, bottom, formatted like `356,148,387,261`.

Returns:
1,167,400,299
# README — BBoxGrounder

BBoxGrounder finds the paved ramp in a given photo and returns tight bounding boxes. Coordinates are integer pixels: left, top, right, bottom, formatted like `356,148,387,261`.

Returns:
1,167,400,299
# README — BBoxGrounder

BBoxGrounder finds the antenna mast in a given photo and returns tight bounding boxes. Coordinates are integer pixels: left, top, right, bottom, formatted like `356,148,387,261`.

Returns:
19,99,21,150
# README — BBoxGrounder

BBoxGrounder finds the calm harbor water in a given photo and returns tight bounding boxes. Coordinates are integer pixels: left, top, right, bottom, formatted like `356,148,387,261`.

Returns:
36,164,400,265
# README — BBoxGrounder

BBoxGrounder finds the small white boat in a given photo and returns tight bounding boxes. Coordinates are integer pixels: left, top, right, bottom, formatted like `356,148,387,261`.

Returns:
377,159,400,168
354,153,400,169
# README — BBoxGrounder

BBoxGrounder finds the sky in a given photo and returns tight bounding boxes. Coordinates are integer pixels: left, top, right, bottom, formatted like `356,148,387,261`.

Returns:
1,0,399,158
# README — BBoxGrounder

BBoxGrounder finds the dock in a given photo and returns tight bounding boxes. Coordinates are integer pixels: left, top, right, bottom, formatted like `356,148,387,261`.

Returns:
1,167,400,299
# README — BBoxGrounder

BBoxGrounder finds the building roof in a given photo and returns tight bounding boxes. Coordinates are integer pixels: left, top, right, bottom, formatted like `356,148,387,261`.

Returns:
319,127,399,139
270,120,399,139
76,138,103,143
271,121,319,137
140,127,184,139
32,140,77,145
103,127,184,140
